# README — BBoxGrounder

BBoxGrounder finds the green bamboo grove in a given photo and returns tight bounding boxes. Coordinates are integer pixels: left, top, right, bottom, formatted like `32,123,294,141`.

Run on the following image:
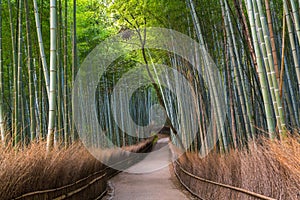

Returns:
0,0,299,152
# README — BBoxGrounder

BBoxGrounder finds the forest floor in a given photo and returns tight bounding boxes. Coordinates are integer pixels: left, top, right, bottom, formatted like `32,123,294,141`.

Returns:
104,138,195,200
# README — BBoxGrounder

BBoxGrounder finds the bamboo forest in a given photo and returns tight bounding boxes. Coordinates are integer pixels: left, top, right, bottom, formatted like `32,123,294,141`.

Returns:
0,0,299,199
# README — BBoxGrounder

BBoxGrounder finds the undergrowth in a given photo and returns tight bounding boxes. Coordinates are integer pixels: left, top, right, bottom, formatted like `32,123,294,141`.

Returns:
0,140,151,200
176,135,300,199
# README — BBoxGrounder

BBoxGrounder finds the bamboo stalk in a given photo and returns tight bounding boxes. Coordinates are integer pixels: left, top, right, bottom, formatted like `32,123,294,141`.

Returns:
246,0,276,136
188,0,228,151
63,0,69,147
256,0,285,134
265,0,280,82
33,0,50,98
283,0,300,103
16,0,24,144
71,0,77,142
223,0,253,140
47,0,57,151
0,0,4,145
25,0,36,141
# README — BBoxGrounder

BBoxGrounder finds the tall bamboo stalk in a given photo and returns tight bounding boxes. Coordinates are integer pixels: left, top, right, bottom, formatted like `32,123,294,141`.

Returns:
223,22,237,148
56,0,63,145
33,0,50,98
63,0,68,147
71,0,77,142
280,12,300,127
188,0,228,151
16,0,24,144
290,0,300,46
246,0,276,136
25,0,36,141
256,0,285,134
265,0,280,81
8,0,18,144
223,0,254,140
283,0,300,101
47,0,57,151
0,0,4,145
233,0,257,71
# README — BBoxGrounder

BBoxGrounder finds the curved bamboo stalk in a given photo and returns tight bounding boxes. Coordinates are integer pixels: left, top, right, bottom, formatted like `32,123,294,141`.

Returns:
33,0,50,98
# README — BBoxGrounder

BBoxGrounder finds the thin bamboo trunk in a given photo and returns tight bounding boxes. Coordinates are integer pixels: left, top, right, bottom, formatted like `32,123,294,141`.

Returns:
71,0,77,142
47,0,57,151
37,0,44,139
38,52,43,139
33,58,41,138
233,0,257,70
265,0,280,82
16,0,24,144
283,0,300,102
63,0,68,147
223,24,237,148
222,0,247,137
280,10,286,98
8,0,18,144
290,0,300,46
25,0,36,141
0,0,4,145
57,0,63,145
33,0,50,98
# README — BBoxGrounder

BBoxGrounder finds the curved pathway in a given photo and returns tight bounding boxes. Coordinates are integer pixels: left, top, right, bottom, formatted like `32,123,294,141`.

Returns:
105,138,192,200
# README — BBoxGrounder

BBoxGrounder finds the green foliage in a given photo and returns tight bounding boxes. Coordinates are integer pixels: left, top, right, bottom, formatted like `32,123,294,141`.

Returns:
75,0,116,62
0,0,299,149
108,0,188,31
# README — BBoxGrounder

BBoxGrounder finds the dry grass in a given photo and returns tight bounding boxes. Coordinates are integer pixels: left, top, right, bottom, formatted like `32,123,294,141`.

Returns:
176,136,300,200
0,140,152,200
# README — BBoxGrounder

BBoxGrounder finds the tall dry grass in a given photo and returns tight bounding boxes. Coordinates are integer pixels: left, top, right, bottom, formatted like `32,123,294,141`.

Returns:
176,136,300,199
0,140,152,200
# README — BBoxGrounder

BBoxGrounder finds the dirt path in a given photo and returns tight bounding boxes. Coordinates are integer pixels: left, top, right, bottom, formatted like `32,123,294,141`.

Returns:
104,138,192,200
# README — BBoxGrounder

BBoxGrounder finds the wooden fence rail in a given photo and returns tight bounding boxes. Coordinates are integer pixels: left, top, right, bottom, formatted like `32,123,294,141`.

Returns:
173,159,277,200
13,142,153,200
